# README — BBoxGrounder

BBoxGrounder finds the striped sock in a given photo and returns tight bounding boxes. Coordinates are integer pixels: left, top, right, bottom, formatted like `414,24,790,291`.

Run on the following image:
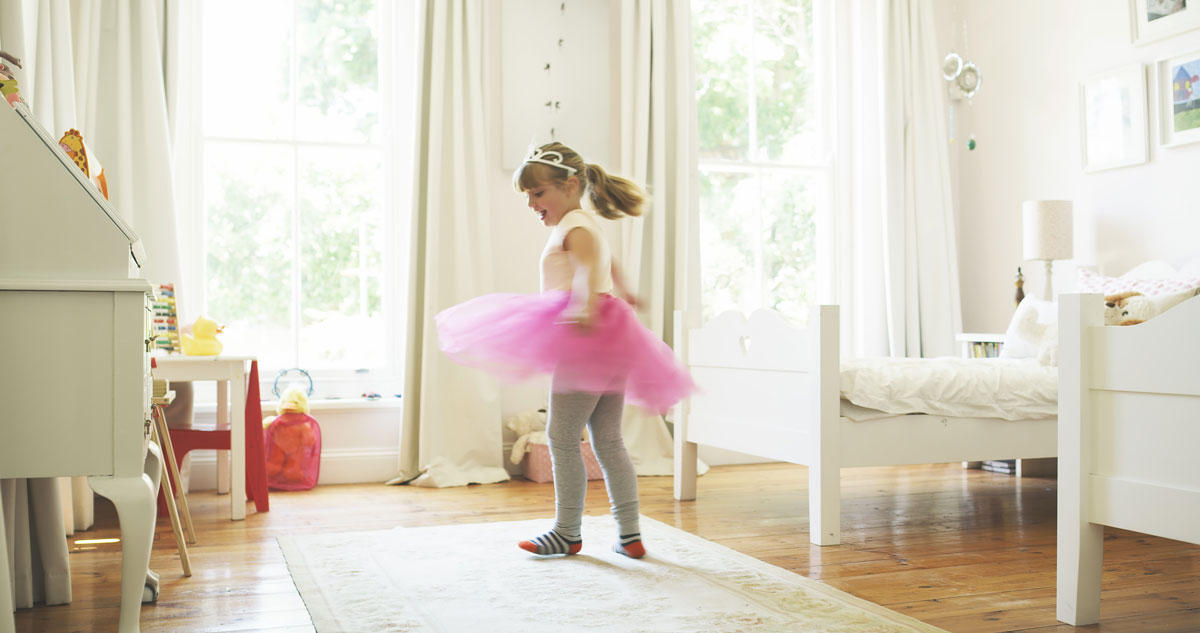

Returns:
518,529,582,556
613,533,645,559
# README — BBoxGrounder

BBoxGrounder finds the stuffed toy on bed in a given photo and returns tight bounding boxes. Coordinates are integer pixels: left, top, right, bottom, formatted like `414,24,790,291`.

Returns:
1103,292,1157,326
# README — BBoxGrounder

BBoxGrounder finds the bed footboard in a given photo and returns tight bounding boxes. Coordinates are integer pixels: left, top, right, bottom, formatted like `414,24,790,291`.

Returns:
672,306,840,545
1057,293,1200,625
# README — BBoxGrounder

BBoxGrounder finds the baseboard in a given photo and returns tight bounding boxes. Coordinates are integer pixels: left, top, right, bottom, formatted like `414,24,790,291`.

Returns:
183,447,400,490
698,445,778,466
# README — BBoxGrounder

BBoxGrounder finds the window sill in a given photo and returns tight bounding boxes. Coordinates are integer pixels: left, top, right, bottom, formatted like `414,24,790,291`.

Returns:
195,396,404,415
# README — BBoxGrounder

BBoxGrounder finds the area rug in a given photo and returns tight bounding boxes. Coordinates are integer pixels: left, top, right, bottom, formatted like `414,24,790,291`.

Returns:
278,515,948,633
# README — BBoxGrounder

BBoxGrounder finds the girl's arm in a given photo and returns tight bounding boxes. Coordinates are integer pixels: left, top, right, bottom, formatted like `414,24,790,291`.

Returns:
611,259,640,310
563,227,601,329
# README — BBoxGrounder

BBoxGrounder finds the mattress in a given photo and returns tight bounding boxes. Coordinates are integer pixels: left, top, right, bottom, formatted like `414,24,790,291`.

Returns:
839,356,1057,421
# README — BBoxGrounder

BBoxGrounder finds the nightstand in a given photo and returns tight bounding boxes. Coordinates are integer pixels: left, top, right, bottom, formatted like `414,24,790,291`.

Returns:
956,332,1005,358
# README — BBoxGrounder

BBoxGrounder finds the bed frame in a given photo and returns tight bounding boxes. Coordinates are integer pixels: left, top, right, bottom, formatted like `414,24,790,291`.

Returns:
671,306,1057,546
1056,293,1200,625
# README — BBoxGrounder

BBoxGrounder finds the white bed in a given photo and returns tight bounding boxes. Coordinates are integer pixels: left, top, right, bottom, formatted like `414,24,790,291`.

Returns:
672,261,1200,547
1056,292,1200,625
671,306,1058,546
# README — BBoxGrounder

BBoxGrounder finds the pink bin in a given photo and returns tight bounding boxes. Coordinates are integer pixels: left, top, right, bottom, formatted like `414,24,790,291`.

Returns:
264,412,322,491
522,441,604,483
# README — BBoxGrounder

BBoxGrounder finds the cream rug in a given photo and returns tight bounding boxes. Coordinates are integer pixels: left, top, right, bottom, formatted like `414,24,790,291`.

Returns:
278,515,947,633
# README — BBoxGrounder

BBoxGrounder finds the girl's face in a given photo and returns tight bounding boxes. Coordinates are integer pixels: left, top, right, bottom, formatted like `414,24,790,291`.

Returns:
524,177,579,227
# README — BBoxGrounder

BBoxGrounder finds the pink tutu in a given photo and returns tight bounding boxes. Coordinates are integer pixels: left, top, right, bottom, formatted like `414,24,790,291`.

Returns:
435,291,693,414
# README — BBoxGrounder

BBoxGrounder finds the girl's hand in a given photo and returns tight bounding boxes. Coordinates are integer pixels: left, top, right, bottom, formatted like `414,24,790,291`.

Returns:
559,304,594,332
620,291,642,311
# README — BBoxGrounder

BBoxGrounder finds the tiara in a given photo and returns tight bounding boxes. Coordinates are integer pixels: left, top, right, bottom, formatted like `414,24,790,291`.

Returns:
523,148,577,176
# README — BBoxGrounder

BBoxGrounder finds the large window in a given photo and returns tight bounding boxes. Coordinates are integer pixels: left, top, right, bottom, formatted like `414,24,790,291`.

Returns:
693,0,830,324
181,0,416,397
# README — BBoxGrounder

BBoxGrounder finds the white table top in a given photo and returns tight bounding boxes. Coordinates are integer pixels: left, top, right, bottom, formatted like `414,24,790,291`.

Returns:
153,354,257,363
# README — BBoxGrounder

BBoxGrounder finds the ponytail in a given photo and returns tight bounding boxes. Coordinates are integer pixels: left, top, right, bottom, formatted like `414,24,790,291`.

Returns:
585,163,645,219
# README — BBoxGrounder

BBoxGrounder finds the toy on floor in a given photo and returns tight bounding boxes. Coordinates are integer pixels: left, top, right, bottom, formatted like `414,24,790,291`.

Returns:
505,408,548,465
264,373,322,490
181,315,224,355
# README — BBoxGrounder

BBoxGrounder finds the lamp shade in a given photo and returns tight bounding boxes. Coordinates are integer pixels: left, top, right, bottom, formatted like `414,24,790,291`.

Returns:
1022,200,1073,261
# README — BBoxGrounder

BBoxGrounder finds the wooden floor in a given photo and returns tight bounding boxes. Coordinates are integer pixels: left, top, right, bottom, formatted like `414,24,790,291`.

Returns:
14,462,1200,633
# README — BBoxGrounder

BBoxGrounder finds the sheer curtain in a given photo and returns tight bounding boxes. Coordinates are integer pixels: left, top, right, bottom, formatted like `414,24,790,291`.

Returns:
879,0,962,358
613,0,702,476
0,0,181,611
390,0,509,488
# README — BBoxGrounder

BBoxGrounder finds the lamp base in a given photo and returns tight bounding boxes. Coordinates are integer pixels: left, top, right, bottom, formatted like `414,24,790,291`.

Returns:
1043,259,1054,301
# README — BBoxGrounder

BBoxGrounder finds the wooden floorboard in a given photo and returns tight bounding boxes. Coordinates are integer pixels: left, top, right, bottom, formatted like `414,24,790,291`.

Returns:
13,462,1200,632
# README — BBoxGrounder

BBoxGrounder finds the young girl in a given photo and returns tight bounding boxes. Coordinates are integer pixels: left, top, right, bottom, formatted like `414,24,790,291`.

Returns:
435,142,693,559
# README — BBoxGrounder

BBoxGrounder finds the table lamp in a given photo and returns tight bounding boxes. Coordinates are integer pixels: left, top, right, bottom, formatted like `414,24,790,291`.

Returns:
1022,200,1073,300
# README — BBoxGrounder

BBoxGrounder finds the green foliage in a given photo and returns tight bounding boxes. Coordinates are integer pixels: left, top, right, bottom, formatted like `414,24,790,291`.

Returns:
295,0,380,139
205,0,384,367
206,165,293,330
694,1,749,160
299,152,384,325
694,0,819,323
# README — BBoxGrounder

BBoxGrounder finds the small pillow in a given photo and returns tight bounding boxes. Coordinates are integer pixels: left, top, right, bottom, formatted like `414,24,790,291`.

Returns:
1078,268,1200,296
998,297,1056,360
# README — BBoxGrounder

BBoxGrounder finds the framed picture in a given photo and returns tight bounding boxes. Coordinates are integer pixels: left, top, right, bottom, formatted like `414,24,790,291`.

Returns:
1155,49,1200,147
1079,63,1149,172
1129,0,1200,45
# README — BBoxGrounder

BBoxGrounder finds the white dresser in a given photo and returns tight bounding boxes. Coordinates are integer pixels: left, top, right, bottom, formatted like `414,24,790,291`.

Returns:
0,102,159,633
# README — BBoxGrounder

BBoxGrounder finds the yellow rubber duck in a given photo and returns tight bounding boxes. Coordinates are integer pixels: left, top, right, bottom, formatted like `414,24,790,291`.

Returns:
181,315,224,356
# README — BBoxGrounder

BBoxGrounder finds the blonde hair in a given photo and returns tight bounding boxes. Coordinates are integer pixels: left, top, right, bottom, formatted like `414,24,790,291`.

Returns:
512,142,645,219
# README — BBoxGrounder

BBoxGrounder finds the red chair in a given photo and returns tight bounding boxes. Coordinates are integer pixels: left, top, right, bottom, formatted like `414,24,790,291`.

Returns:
157,360,269,516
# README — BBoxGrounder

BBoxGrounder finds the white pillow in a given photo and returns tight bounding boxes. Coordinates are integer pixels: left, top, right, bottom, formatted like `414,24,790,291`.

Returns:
1078,268,1200,296
998,297,1056,360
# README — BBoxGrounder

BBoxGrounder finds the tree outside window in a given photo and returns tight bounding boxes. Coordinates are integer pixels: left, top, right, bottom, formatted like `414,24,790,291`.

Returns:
693,0,826,325
199,0,398,380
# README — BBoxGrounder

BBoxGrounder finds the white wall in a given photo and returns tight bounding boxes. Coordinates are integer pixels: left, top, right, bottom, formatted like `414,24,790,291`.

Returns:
483,1,620,427
948,0,1200,333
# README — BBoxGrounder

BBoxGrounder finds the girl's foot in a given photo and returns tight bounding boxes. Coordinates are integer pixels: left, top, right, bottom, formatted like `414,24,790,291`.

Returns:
518,529,582,555
613,533,645,558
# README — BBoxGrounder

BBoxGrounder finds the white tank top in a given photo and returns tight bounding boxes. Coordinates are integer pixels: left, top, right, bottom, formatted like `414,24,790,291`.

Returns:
540,209,614,294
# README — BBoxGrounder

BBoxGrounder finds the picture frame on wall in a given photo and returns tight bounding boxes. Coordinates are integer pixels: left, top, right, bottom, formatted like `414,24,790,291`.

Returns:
1155,48,1200,147
1079,63,1149,172
1129,0,1200,45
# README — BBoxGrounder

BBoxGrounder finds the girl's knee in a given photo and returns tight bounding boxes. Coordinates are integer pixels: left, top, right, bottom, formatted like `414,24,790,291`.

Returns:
547,424,583,448
590,439,628,463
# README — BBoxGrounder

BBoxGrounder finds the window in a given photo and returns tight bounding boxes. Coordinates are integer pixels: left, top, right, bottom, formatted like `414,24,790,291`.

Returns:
179,0,417,397
692,0,831,324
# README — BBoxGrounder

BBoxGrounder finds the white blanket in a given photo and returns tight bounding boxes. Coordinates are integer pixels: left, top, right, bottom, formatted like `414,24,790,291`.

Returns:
840,357,1057,421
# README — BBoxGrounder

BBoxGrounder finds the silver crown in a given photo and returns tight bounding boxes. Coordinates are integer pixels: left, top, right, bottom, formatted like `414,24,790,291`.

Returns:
523,148,577,176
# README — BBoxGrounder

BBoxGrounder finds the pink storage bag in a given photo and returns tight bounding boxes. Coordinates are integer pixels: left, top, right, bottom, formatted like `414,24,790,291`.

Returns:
264,369,322,490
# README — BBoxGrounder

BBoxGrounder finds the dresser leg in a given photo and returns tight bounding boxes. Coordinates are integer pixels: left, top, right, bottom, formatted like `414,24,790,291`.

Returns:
0,485,14,633
89,474,156,633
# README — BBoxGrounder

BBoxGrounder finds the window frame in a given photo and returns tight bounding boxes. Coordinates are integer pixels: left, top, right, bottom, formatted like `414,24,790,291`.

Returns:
173,0,417,400
693,0,836,322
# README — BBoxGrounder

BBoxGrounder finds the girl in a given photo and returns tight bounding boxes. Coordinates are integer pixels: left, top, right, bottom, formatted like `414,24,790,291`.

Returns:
435,142,693,559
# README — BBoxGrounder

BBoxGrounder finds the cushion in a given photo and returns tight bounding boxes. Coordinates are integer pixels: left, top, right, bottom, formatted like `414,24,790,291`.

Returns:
1078,268,1200,296
998,297,1056,360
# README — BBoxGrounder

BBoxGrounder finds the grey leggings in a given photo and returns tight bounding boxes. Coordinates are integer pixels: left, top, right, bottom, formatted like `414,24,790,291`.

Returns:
547,388,640,540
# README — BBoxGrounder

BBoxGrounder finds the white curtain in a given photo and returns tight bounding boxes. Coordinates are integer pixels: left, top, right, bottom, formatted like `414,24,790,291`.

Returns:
0,0,181,611
831,0,890,359
390,0,509,488
614,0,703,476
880,0,961,358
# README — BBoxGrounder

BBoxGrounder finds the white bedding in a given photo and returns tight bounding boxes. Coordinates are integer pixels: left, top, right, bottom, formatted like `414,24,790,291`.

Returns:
839,357,1057,421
